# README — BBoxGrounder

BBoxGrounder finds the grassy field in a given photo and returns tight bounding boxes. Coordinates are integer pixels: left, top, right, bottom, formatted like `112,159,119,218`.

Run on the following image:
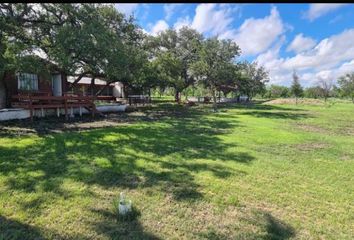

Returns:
0,99,353,239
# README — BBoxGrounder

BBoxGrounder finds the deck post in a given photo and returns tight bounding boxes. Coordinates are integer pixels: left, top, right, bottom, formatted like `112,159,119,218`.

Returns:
64,96,68,121
57,108,60,117
91,96,95,118
29,95,33,122
79,106,82,117
41,108,44,117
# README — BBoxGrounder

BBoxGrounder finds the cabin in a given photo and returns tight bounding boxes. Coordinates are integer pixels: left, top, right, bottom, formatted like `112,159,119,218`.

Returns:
0,69,125,121
0,71,124,108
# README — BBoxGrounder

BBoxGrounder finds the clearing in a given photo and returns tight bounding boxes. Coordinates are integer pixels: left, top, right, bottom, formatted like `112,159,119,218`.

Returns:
0,100,353,239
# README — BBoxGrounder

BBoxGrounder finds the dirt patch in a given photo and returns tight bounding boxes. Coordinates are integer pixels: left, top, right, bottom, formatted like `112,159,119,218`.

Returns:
336,127,354,136
264,98,324,105
293,142,330,151
340,154,353,161
295,123,329,134
0,110,154,137
0,104,210,137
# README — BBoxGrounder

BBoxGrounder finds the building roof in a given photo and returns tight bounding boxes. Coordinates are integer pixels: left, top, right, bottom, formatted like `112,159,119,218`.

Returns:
67,76,116,86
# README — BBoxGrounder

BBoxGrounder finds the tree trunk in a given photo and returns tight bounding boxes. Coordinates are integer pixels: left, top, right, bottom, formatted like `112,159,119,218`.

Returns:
0,73,7,109
211,87,217,112
123,85,128,99
175,89,180,103
95,82,110,96
0,77,7,109
67,72,90,92
0,71,10,108
90,77,95,96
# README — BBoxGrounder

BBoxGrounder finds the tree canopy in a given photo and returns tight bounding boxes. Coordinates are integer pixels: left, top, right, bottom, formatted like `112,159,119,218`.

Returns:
290,70,303,104
338,72,354,102
1,3,274,107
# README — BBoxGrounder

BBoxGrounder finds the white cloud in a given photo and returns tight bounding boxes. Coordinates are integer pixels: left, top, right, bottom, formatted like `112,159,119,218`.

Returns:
287,34,317,54
256,28,354,86
337,59,354,73
304,4,348,21
223,6,285,56
164,4,183,21
173,16,192,31
283,29,354,71
314,60,354,85
150,20,169,36
115,4,139,16
191,4,238,36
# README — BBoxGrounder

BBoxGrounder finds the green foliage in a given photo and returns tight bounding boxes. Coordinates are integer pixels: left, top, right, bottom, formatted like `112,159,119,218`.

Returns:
148,27,203,101
338,72,354,102
304,86,322,99
265,85,290,98
238,61,269,99
1,3,146,95
1,3,271,100
290,71,303,101
191,37,241,109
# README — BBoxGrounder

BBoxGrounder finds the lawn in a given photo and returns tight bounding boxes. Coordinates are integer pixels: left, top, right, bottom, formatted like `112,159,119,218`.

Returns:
0,99,353,239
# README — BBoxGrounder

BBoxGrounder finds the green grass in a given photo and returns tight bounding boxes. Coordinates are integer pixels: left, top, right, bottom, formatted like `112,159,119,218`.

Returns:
0,99,353,239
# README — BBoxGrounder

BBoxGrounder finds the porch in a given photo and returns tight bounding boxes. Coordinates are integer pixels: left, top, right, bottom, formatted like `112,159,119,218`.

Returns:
9,93,123,122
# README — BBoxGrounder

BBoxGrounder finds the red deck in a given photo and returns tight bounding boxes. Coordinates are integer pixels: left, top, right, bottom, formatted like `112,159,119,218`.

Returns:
11,94,117,121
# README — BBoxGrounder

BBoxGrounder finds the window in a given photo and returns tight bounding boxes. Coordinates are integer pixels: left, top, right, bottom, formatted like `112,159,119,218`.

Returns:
17,73,38,90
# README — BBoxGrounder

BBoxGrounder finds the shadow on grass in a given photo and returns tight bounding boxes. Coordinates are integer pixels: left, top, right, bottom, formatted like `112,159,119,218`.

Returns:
0,104,254,238
215,100,311,120
0,216,44,240
198,210,295,240
0,215,90,240
239,110,309,120
90,208,161,240
263,212,295,240
219,100,307,112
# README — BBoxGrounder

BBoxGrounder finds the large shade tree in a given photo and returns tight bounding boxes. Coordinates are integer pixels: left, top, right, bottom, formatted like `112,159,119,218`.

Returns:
0,3,146,97
338,72,354,103
237,61,269,100
151,27,203,102
191,37,240,111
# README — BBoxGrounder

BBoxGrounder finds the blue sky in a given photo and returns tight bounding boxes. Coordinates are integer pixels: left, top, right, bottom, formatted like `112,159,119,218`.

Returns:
115,3,354,87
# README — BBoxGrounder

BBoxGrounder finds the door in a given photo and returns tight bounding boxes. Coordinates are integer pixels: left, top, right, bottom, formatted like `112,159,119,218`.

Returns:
52,74,62,96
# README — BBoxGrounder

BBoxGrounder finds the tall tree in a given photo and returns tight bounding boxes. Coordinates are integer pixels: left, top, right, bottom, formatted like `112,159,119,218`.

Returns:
338,72,354,103
266,85,290,98
152,27,203,102
238,61,269,100
318,78,333,102
290,70,303,104
191,37,240,111
0,3,146,97
304,86,322,99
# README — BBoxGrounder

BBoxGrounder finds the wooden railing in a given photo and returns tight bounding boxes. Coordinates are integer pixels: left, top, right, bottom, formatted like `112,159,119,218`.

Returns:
127,95,151,106
11,94,99,121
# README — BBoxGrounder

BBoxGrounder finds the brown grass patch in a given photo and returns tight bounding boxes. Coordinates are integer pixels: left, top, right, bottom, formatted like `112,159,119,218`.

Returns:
294,142,330,151
295,123,329,134
265,98,324,105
